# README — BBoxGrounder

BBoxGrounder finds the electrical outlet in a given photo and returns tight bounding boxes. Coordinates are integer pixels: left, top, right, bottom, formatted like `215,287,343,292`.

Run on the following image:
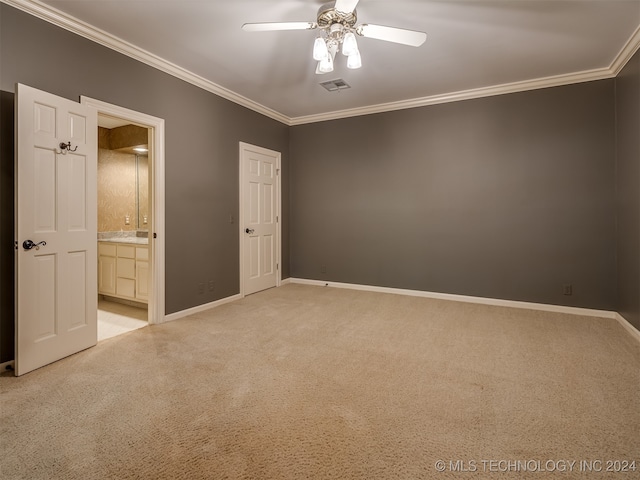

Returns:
563,284,573,296
198,282,205,294
208,280,215,292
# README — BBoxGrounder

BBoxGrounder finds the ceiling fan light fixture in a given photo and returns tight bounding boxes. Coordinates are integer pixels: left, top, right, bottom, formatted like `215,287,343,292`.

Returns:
313,37,329,61
347,51,362,69
243,0,428,74
342,31,358,56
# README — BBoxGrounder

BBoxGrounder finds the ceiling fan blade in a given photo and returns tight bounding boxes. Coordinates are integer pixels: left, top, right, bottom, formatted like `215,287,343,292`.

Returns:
334,0,360,14
242,22,317,32
357,24,427,47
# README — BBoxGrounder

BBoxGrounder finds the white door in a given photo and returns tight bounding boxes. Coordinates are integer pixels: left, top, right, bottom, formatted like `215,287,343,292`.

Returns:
240,143,280,295
16,84,98,376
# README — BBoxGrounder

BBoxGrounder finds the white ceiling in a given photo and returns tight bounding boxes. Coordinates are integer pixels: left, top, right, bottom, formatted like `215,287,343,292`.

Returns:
22,0,640,123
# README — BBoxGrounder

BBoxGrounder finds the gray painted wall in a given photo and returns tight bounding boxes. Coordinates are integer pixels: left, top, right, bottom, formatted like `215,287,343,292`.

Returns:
0,4,290,362
290,81,617,310
615,49,640,330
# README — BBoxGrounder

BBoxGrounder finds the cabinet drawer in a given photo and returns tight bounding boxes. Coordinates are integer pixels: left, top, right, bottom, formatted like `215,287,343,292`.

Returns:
136,246,148,260
117,257,135,279
99,243,116,256
116,278,135,298
117,245,136,259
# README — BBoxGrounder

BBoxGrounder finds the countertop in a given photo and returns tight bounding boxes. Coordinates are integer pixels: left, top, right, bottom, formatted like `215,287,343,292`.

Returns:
98,237,148,245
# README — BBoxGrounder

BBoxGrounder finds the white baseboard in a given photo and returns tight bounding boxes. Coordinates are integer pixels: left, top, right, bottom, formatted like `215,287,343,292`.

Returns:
164,294,242,323
280,277,292,286
1,360,15,372
288,278,618,319
615,313,640,343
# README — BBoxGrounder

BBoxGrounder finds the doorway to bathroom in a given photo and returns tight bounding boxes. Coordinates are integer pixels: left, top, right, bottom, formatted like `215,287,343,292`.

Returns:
96,117,150,340
82,97,165,340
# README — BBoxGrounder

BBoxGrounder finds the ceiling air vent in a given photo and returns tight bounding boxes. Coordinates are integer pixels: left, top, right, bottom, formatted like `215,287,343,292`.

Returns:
319,79,351,92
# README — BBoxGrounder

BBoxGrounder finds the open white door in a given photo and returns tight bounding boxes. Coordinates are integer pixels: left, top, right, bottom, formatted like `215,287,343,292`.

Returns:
16,84,98,376
240,143,281,296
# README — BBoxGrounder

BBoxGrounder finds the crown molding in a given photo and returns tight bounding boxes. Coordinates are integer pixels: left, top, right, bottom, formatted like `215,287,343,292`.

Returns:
4,0,640,127
610,24,640,75
288,67,615,125
1,0,290,125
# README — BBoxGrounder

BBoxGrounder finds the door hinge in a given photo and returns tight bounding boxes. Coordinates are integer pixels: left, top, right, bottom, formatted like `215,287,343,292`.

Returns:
276,216,278,223
14,240,18,251
277,263,279,270
153,233,157,239
276,168,280,175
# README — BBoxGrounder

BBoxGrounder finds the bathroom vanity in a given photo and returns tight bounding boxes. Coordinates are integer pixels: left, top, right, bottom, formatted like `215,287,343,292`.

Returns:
98,238,149,303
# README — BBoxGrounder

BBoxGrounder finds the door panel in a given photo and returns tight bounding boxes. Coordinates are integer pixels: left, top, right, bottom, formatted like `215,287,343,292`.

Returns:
68,250,88,331
249,235,260,279
263,235,273,275
32,254,57,341
249,181,260,223
67,154,87,231
34,102,57,136
69,112,87,143
33,148,57,232
16,84,98,376
263,183,273,223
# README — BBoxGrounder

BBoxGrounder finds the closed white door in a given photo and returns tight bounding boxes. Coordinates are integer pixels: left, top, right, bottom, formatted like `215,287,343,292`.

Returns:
240,143,280,295
16,84,98,376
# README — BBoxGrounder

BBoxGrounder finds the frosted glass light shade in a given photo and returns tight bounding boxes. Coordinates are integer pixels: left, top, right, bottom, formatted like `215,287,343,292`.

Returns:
313,37,329,61
317,53,334,73
342,32,359,56
347,51,362,69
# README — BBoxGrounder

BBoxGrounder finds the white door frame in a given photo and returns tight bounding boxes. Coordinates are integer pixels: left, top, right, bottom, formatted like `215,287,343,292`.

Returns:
81,97,165,324
239,142,281,297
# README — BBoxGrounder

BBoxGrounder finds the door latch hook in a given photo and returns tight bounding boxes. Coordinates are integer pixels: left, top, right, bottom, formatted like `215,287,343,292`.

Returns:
56,141,78,154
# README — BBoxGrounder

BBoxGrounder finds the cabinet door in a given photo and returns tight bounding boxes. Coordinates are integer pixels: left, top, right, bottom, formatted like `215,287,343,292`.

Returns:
136,261,149,301
117,257,136,279
98,255,116,295
116,278,135,298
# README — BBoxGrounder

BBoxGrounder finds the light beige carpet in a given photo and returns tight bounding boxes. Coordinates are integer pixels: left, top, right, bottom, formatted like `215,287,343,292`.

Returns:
1,284,638,479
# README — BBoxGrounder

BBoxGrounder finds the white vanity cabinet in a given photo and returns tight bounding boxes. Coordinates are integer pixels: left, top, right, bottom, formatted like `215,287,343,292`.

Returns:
99,241,149,303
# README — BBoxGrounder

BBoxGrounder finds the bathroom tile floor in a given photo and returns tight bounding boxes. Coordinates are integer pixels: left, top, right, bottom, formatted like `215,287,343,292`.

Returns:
98,299,148,342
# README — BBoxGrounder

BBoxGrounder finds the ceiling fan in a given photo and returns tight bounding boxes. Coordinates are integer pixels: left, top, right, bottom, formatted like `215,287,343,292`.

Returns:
242,0,427,74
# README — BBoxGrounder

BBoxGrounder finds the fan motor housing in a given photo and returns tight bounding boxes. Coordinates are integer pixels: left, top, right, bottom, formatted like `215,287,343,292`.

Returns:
317,2,357,28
